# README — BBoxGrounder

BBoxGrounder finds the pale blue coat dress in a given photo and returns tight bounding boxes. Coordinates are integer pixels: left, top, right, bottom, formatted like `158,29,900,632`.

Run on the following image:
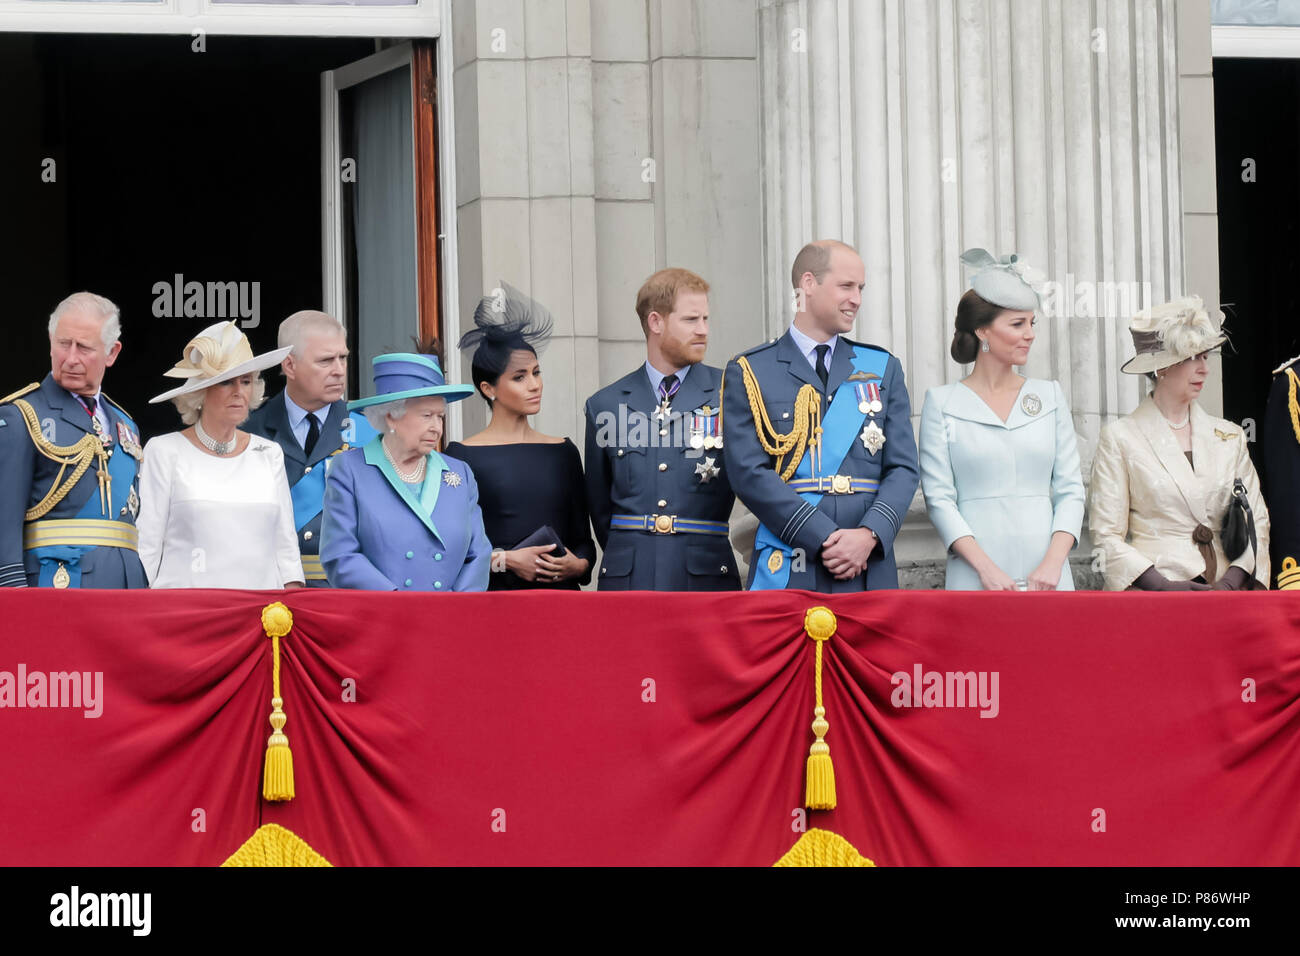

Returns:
919,378,1085,590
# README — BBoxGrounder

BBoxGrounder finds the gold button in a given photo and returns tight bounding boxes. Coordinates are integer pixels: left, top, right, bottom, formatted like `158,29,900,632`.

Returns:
658,499,667,508
658,463,667,472
303,530,313,541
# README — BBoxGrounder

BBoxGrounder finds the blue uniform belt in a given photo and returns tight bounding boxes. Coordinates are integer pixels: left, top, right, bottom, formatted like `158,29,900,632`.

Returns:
786,475,879,495
24,518,139,551
611,514,729,536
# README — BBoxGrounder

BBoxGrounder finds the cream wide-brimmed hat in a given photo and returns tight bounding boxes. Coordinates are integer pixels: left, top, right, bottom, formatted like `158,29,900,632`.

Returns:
149,321,292,404
1119,295,1228,375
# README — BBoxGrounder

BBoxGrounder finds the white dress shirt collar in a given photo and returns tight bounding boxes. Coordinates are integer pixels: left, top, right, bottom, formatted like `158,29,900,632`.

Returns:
788,323,839,373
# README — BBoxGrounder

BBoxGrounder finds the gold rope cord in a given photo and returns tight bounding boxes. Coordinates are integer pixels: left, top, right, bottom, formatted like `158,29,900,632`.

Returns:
1287,368,1300,445
13,399,109,520
736,356,822,480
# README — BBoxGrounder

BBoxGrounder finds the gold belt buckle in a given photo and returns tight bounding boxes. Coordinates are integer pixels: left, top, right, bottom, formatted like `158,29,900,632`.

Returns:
830,474,852,495
652,514,676,534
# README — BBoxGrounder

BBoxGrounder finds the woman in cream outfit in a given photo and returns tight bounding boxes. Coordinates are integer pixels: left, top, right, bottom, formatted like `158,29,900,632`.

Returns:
920,249,1085,590
1089,297,1269,590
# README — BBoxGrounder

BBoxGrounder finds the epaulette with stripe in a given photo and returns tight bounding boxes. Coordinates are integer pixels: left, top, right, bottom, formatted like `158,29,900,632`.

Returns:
1272,354,1300,376
0,383,39,406
100,392,135,420
733,338,780,361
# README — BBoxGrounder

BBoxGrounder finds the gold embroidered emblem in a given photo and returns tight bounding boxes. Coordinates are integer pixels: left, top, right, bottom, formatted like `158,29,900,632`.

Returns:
52,563,70,589
767,550,784,574
1214,428,1238,441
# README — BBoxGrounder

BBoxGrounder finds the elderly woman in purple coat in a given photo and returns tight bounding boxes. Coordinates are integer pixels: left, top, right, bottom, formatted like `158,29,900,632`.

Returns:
320,347,490,591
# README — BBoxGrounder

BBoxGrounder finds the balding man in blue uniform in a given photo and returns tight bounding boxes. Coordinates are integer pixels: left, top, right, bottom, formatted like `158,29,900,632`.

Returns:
246,310,376,587
723,240,919,592
0,292,147,589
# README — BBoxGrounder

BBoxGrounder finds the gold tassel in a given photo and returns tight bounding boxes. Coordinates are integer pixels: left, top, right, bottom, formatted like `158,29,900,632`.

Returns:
260,602,296,801
803,606,838,810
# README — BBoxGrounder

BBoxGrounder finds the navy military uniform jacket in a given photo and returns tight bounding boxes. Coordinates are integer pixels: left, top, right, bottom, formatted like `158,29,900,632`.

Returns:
0,374,148,588
583,363,740,591
246,390,366,587
722,331,919,592
1262,354,1300,590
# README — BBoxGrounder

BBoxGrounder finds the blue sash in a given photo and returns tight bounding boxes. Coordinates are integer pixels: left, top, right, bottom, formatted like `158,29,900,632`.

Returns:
291,413,377,531
32,414,140,588
750,345,888,590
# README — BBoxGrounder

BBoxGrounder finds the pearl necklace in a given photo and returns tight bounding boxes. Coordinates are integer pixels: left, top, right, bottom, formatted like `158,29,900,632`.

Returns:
1165,414,1190,430
383,438,426,483
195,420,235,455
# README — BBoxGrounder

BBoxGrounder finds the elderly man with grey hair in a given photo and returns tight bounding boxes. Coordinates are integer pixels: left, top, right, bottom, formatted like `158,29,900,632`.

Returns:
0,291,148,588
245,309,377,586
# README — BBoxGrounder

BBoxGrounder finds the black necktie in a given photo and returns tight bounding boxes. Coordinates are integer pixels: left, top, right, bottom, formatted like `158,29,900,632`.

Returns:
814,344,830,392
304,412,321,457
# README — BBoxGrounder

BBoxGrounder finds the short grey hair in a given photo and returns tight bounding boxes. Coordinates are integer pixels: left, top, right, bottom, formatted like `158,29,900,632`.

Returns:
278,310,347,355
48,292,121,351
362,399,408,431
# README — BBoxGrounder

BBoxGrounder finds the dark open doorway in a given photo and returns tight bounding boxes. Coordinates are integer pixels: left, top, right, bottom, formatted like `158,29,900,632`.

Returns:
1214,56,1300,483
0,33,373,440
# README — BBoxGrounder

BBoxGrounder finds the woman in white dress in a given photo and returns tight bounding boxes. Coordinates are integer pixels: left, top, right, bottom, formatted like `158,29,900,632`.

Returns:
919,249,1085,591
137,321,304,589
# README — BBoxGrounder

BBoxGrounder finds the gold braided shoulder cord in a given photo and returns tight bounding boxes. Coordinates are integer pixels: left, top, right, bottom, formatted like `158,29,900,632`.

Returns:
736,356,823,480
1288,368,1300,446
12,399,109,520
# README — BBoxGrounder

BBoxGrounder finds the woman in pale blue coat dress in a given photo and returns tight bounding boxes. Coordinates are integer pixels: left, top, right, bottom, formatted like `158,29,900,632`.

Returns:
919,250,1085,590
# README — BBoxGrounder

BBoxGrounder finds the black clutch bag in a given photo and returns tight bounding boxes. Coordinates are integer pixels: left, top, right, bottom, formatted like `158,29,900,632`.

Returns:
511,524,567,558
1220,478,1257,565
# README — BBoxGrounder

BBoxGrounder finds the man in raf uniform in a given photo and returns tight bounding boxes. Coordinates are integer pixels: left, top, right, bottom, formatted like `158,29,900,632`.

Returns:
584,268,740,590
723,240,919,592
1262,351,1300,590
245,310,376,587
0,292,147,589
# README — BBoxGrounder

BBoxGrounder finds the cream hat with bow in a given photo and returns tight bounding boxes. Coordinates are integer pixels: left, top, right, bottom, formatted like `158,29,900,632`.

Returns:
149,321,292,404
1120,296,1227,375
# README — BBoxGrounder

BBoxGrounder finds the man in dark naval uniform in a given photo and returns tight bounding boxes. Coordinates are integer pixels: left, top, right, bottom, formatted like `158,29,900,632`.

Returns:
0,292,147,589
723,239,919,592
1262,351,1300,590
583,268,740,590
245,310,376,586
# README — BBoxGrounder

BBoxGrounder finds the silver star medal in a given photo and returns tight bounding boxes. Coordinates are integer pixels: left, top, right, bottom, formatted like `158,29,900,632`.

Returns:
860,421,886,455
695,456,720,484
1021,393,1042,416
125,485,140,519
443,470,463,488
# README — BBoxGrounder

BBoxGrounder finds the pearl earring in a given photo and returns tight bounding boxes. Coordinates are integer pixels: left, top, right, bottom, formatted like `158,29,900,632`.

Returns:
980,340,990,353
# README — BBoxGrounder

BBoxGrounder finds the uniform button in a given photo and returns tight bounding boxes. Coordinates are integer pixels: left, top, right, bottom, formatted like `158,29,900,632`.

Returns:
658,463,668,472
120,507,128,516
658,499,667,508
617,449,624,457
435,553,443,561
601,567,607,575
304,465,313,474
405,551,414,559
782,412,790,419
434,581,442,589
721,565,728,573
403,579,412,587
303,530,313,541
659,428,668,437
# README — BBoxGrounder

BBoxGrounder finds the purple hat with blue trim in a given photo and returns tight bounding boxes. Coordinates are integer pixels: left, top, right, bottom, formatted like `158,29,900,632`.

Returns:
347,352,475,411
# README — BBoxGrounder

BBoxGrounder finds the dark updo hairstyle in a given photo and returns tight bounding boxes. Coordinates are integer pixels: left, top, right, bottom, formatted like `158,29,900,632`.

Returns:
950,289,1005,363
457,282,554,406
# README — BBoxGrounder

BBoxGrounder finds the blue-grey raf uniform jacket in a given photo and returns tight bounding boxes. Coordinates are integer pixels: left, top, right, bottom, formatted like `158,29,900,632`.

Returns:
0,374,148,588
320,439,491,592
246,391,373,587
583,363,740,591
722,331,919,592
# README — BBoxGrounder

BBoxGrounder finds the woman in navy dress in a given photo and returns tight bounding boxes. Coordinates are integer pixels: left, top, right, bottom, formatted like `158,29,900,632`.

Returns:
446,283,596,591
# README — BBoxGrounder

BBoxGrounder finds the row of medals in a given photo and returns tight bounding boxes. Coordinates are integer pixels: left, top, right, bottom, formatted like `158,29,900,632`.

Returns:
656,399,723,450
